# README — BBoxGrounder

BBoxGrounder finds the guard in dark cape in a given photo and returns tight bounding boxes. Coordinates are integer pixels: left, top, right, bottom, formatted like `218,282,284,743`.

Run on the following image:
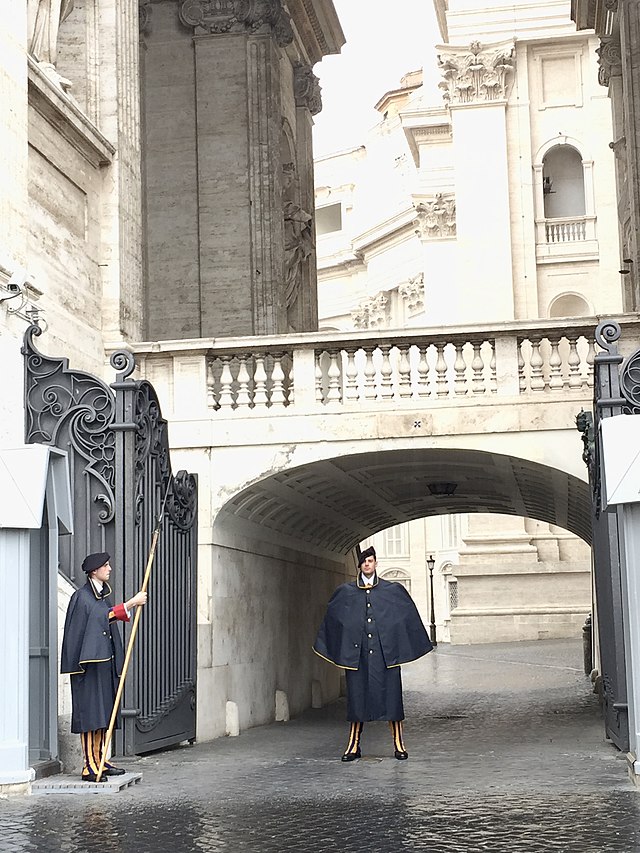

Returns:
313,546,433,761
60,552,147,781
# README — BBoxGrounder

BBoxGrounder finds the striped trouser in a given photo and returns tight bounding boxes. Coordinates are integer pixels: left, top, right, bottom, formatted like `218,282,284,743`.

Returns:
344,720,406,755
80,729,107,777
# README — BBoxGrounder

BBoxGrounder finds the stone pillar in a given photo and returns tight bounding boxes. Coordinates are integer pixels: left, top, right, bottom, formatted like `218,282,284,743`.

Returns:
98,0,144,343
289,62,321,332
438,40,516,323
172,0,293,338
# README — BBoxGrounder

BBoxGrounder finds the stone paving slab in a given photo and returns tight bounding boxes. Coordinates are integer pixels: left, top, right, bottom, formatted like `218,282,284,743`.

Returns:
31,771,143,795
1,639,639,853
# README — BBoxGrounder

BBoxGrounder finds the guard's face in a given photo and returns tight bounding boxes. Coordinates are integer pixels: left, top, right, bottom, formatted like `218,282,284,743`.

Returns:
361,556,376,577
92,561,112,583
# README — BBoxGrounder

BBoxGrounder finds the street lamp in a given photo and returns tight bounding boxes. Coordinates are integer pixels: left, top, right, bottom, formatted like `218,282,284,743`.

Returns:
426,554,437,647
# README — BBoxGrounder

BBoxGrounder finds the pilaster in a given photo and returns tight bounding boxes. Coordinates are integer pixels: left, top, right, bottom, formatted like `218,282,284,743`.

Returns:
438,40,516,323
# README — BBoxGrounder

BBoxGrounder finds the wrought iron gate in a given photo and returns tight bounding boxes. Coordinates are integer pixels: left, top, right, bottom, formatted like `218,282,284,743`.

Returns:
577,320,630,751
23,325,198,755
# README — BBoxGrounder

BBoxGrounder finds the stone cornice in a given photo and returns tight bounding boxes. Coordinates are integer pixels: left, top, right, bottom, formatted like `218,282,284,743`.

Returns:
27,57,114,168
437,40,515,106
288,0,346,64
294,63,322,115
179,0,294,46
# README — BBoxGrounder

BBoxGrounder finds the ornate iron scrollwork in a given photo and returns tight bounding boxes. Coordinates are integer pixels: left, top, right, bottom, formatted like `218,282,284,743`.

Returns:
23,324,116,525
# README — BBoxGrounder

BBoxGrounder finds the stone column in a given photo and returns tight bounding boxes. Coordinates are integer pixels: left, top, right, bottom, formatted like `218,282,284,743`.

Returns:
177,0,292,337
438,40,516,323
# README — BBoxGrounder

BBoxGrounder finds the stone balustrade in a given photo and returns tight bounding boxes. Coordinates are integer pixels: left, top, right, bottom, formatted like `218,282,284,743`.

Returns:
130,317,640,416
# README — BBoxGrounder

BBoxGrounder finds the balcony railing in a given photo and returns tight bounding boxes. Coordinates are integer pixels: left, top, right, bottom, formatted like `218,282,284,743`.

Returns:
129,318,640,415
535,215,597,260
545,217,587,243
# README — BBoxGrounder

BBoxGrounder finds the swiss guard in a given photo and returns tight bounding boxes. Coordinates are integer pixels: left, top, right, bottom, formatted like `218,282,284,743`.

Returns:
313,546,433,761
60,552,147,781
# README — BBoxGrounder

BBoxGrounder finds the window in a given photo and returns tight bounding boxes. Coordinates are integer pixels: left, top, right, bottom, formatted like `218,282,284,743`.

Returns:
315,203,342,236
448,579,459,612
383,523,408,557
543,146,585,219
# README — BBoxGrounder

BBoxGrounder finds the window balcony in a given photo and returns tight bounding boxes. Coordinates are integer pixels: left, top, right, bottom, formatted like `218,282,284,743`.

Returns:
535,215,598,263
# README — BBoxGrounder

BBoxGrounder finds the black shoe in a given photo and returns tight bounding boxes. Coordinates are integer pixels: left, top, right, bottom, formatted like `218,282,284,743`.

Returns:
81,772,107,782
104,766,126,776
341,749,361,762
394,749,409,760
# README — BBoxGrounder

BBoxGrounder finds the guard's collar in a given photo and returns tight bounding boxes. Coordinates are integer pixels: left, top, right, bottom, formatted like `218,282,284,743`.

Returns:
88,578,112,599
357,572,378,589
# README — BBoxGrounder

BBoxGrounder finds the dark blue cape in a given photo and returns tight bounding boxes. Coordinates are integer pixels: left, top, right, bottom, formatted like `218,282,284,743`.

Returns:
313,577,433,670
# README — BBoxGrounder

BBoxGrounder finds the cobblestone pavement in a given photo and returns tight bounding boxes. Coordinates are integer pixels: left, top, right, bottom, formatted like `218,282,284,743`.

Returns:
2,639,639,853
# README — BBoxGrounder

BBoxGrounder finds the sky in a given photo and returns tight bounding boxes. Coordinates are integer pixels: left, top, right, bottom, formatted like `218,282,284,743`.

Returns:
311,0,442,158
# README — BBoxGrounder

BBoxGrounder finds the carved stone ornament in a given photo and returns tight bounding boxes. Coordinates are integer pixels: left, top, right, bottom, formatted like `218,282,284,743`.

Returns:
179,0,293,46
438,40,515,105
139,0,152,35
351,293,389,329
399,273,425,313
597,35,622,87
294,63,322,115
414,194,456,240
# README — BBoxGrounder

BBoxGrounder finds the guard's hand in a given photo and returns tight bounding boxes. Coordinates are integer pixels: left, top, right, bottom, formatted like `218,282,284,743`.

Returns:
129,590,148,608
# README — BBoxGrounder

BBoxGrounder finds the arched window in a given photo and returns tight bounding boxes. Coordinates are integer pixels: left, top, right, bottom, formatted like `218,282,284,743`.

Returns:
378,567,411,592
533,137,597,251
542,145,585,219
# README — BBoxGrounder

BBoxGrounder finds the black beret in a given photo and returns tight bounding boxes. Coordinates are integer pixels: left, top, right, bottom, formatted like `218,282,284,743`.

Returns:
357,546,376,567
82,552,110,573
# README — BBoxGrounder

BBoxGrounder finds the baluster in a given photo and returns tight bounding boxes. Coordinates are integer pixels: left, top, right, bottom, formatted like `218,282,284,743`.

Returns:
326,350,342,403
518,341,526,392
363,347,377,400
548,336,563,390
379,345,393,400
271,354,285,405
315,352,324,403
453,343,467,395
586,338,595,388
253,355,268,407
345,347,359,402
435,343,448,397
530,338,545,391
236,355,251,408
398,346,412,398
489,341,497,394
471,341,485,394
417,345,430,397
206,357,217,409
218,356,235,409
567,335,582,389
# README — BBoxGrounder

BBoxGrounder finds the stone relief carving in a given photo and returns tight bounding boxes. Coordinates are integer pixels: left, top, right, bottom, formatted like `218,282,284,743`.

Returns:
294,63,322,115
438,40,515,105
597,35,622,87
399,273,425,314
282,163,314,322
179,0,293,46
351,293,389,329
139,0,152,35
27,0,74,89
414,194,456,240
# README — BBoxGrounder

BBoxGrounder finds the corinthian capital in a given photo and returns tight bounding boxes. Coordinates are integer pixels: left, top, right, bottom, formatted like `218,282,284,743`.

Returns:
294,63,322,115
437,40,515,106
179,0,293,46
597,35,622,87
414,194,456,240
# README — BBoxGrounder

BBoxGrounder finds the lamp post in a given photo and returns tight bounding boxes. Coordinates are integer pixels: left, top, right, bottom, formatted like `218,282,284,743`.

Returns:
426,554,437,646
